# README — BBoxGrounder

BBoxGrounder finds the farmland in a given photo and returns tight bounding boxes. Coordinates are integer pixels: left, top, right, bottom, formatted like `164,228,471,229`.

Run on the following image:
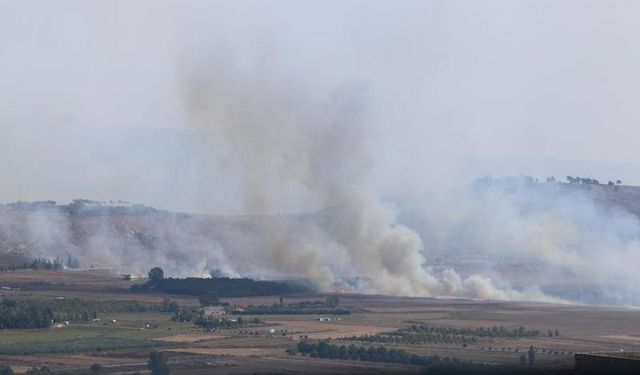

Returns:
1,270,639,374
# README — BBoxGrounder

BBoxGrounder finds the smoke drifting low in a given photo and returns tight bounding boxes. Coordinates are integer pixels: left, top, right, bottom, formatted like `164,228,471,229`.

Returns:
2,1,640,306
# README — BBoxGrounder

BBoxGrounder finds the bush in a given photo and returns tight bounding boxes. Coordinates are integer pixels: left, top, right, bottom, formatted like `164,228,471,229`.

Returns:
148,267,165,283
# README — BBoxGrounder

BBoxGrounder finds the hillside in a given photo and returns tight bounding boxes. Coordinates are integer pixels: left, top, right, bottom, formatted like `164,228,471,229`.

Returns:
4,182,640,269
2,181,640,304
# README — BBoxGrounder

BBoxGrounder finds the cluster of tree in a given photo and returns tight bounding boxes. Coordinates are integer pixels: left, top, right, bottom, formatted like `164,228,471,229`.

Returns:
0,297,169,327
547,329,560,337
566,176,600,185
352,332,478,346
236,296,349,315
0,299,53,329
133,267,311,297
408,325,540,338
0,255,81,272
0,258,62,271
198,290,226,307
169,307,200,323
293,341,549,374
607,180,623,190
294,340,434,366
351,325,540,346
39,297,164,319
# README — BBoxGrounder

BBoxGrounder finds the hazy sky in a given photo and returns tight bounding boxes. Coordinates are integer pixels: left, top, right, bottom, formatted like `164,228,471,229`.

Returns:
2,0,640,213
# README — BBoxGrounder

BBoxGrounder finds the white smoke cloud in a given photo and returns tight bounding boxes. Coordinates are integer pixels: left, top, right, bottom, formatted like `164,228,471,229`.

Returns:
2,1,640,305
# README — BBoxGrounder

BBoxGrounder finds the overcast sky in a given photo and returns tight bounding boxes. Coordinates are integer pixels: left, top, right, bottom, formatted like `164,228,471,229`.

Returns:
1,0,640,213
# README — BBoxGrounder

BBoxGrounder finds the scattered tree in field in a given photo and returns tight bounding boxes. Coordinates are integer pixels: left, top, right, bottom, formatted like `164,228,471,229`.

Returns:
326,295,340,307
528,346,536,364
548,330,553,337
148,267,164,283
608,181,615,186
617,180,622,185
148,351,170,375
555,329,559,336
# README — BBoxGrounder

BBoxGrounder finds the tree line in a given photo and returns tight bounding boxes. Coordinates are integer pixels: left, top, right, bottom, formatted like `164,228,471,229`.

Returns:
0,297,169,329
347,325,541,346
236,296,350,315
133,267,312,297
0,299,53,329
293,340,558,374
294,340,434,366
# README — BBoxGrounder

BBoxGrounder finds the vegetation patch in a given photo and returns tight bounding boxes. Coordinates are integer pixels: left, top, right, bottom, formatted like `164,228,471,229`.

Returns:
346,325,542,345
236,296,350,315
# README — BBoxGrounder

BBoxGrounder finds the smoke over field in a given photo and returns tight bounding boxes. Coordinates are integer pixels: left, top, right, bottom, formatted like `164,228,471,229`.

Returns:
2,1,640,306
3,180,640,305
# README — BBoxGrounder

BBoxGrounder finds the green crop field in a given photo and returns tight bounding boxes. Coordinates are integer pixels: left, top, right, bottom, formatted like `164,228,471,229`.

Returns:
0,312,195,355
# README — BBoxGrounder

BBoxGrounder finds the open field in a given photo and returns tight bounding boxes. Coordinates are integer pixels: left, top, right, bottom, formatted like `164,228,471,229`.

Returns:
1,270,640,373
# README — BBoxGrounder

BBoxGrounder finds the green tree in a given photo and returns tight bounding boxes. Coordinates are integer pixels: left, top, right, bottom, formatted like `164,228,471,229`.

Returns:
528,346,535,364
326,295,340,307
148,351,170,375
198,290,221,306
148,267,164,283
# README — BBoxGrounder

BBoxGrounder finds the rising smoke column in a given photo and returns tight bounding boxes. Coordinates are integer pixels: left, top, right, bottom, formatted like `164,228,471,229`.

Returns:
176,52,545,299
